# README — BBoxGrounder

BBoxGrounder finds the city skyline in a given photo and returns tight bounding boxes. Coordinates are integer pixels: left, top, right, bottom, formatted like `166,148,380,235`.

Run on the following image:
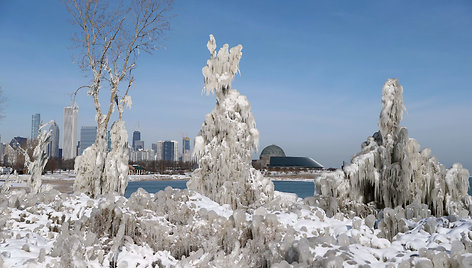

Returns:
0,1,471,170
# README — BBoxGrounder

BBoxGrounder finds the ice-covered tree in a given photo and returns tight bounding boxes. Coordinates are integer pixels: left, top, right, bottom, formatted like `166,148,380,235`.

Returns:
316,78,471,217
15,121,54,194
187,35,274,209
66,0,172,197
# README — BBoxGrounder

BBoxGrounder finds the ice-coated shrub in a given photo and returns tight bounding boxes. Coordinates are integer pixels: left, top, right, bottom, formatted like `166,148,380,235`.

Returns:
74,119,129,198
187,35,274,209
315,78,471,217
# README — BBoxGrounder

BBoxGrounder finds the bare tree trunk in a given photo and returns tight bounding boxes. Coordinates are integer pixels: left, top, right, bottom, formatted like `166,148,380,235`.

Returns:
66,0,172,197
74,122,107,197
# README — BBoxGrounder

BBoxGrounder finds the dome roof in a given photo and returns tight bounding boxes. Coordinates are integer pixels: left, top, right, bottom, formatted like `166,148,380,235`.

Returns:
260,145,286,158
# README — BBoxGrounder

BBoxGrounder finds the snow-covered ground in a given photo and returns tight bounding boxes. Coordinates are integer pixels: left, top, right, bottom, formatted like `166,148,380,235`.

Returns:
128,173,191,182
0,187,471,267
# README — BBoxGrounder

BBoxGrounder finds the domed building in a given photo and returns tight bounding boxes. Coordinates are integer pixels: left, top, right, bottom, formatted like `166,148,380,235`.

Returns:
259,144,286,167
254,144,323,169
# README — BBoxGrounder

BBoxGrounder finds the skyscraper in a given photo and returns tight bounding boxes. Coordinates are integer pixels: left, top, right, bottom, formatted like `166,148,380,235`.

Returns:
163,140,178,162
31,113,40,139
63,102,79,159
79,126,97,154
47,121,60,158
182,136,191,162
155,141,163,161
134,140,144,151
132,130,141,150
182,137,190,154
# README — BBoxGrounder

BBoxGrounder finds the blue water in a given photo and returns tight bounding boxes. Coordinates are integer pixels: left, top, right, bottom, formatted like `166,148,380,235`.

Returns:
125,178,472,199
125,180,315,199
469,177,472,196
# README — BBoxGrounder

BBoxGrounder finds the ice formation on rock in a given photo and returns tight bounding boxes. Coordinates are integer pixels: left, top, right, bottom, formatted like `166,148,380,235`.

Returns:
315,78,471,217
187,35,274,209
74,118,129,197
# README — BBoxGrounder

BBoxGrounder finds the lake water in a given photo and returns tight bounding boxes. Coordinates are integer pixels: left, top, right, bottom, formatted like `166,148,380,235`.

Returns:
125,180,315,199
469,177,472,195
125,177,472,199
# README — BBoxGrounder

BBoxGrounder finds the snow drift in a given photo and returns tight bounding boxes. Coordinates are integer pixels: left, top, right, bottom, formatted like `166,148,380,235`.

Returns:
1,187,472,267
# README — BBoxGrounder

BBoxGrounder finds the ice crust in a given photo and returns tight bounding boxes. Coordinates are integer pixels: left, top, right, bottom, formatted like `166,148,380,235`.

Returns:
315,79,471,219
187,35,274,209
0,188,471,267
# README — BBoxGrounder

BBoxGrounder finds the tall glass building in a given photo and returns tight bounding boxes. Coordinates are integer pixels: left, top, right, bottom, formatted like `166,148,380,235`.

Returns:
132,130,141,150
163,140,178,162
182,137,190,154
47,121,60,158
182,137,191,162
62,102,79,159
31,113,40,139
79,126,97,154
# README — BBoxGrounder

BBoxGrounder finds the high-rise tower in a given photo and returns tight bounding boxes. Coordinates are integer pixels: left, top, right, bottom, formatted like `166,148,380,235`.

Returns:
132,130,141,150
63,102,79,159
47,121,60,158
79,126,97,154
163,140,178,162
182,136,191,162
31,113,40,139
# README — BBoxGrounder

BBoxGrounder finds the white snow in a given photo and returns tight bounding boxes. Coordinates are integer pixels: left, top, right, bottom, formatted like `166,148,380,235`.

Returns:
0,186,470,267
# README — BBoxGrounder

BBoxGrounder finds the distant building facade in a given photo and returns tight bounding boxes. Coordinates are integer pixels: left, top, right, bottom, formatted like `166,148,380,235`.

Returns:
134,140,144,151
163,140,178,162
182,137,191,162
79,126,97,154
63,103,79,159
10,136,27,149
130,150,153,162
47,121,60,158
132,131,141,150
154,141,163,161
31,113,40,139
253,144,324,169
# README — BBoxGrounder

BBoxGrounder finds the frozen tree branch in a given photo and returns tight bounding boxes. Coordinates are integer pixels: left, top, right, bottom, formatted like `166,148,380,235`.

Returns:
14,120,55,194
66,0,173,197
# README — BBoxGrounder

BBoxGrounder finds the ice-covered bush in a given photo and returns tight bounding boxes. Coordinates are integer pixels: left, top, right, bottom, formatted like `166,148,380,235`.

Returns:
15,121,54,194
74,119,129,197
187,35,274,209
315,78,471,217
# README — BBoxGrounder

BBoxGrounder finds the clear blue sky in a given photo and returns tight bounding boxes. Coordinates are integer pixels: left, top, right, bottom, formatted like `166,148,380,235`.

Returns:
0,1,471,170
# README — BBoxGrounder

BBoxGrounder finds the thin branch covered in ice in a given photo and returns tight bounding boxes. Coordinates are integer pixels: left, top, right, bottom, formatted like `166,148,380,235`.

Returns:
15,120,54,194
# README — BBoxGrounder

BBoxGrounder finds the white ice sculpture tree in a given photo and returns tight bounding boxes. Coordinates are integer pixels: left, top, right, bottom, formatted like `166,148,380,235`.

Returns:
315,79,471,217
187,35,274,209
67,0,171,197
16,121,54,194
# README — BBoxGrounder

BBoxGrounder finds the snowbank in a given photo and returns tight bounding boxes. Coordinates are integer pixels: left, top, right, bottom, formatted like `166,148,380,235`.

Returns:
0,188,471,267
